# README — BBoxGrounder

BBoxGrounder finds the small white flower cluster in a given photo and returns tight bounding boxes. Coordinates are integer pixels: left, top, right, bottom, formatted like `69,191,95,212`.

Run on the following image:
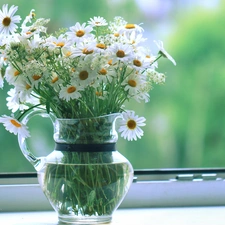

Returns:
0,4,175,141
147,70,166,85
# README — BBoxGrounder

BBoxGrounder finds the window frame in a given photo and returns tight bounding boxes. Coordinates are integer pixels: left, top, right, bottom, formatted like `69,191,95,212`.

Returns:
1,168,225,212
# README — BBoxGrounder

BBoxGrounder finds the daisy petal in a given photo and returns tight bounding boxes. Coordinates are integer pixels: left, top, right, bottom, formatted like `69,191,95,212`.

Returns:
0,4,21,35
118,110,146,141
154,40,176,66
0,115,30,138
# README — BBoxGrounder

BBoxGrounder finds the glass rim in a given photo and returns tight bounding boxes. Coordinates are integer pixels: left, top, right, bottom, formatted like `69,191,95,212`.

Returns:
55,112,122,122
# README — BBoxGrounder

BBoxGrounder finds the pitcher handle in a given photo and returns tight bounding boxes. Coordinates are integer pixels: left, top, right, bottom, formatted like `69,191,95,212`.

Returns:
18,109,56,171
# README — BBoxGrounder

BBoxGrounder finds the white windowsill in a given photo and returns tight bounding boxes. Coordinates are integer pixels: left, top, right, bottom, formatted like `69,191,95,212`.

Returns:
1,207,225,225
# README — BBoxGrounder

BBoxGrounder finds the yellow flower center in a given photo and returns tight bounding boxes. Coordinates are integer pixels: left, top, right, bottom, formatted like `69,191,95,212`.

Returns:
108,59,113,65
65,51,72,57
26,31,32,35
79,71,88,80
99,68,107,75
128,79,137,87
51,76,59,83
133,59,142,67
82,48,94,55
127,119,136,130
76,30,85,37
14,70,20,76
25,84,31,90
125,24,135,29
96,43,106,49
3,17,11,26
10,119,22,128
95,91,102,96
116,50,125,58
67,86,76,93
146,55,151,59
32,74,42,80
114,33,120,37
56,42,65,47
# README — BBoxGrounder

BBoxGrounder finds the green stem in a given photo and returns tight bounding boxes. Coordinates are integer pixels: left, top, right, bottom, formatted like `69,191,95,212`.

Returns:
150,54,163,66
17,103,43,121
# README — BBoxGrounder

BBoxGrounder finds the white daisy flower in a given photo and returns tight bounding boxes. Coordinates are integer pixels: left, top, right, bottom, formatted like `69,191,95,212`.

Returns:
124,31,146,47
131,55,151,71
66,22,93,43
90,60,114,88
109,43,134,63
118,23,144,35
118,111,146,141
4,65,24,85
122,67,145,95
94,90,108,100
50,72,63,90
0,115,30,138
14,81,34,103
45,34,70,50
61,46,75,58
73,66,96,87
88,16,108,27
23,60,47,89
94,42,108,53
6,88,29,113
70,41,95,57
154,40,176,66
97,66,116,83
59,83,83,101
0,4,21,35
29,72,45,89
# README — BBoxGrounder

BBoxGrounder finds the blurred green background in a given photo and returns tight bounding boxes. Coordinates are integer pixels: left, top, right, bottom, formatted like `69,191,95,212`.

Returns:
1,0,225,172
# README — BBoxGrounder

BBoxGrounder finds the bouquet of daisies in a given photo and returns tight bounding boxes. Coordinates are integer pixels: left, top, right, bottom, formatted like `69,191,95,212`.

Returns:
0,4,175,141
